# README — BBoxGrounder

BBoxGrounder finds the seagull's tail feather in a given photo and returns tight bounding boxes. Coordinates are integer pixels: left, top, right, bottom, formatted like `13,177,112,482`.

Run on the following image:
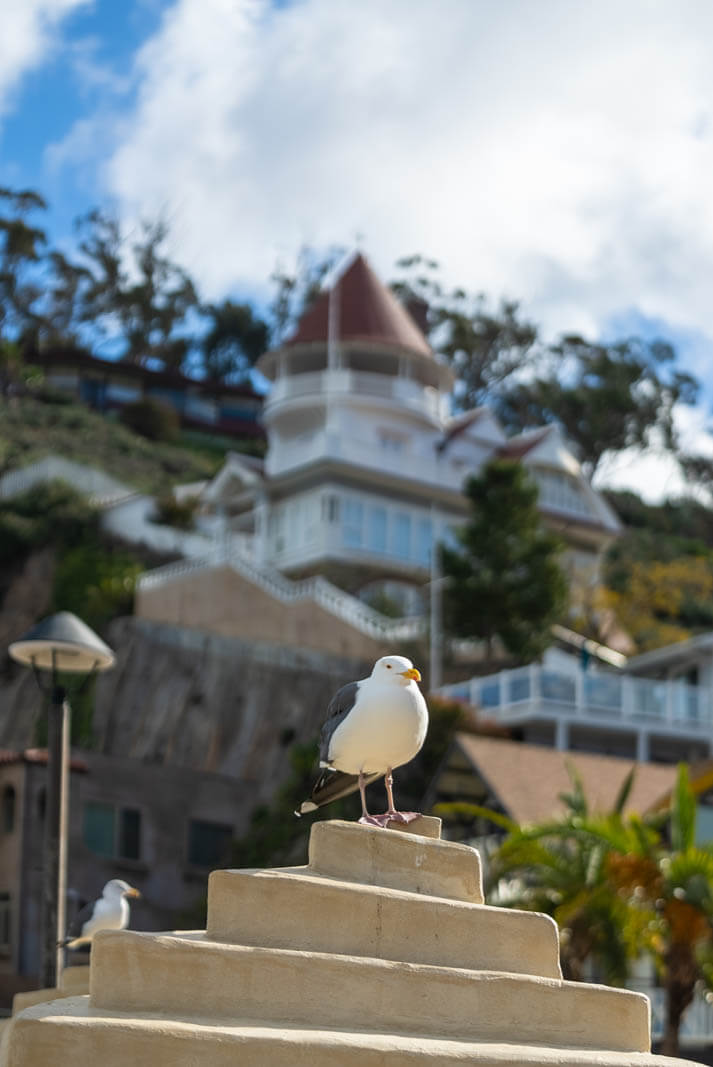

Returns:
295,768,382,816
58,936,86,950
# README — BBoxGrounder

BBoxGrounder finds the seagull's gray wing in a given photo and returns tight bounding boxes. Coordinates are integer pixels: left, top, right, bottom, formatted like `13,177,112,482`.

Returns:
318,681,360,765
296,680,382,815
59,898,96,946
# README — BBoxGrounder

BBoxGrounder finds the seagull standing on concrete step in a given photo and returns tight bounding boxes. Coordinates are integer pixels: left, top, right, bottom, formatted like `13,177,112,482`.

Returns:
297,654,429,827
60,879,141,950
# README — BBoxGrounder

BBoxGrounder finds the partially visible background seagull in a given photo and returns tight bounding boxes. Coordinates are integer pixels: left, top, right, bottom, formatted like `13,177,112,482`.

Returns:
297,654,429,827
60,879,141,950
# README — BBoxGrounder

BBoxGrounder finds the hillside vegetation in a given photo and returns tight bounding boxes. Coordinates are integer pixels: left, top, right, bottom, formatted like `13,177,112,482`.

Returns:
0,393,224,494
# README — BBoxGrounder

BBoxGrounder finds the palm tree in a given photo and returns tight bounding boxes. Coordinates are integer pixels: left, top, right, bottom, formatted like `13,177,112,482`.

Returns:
606,765,713,1057
437,763,713,1058
438,768,648,984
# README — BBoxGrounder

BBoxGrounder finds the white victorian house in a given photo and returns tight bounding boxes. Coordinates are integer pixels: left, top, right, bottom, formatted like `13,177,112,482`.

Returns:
194,253,620,621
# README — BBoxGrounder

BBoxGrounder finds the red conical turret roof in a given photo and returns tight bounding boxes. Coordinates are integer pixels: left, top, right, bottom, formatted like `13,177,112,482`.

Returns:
286,253,433,358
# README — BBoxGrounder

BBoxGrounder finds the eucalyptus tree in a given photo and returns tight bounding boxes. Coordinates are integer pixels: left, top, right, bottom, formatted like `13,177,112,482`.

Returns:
0,186,48,344
497,334,699,481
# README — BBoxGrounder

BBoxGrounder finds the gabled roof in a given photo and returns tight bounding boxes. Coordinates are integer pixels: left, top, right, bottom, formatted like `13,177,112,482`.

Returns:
498,426,553,461
437,408,506,452
447,734,676,824
286,253,433,359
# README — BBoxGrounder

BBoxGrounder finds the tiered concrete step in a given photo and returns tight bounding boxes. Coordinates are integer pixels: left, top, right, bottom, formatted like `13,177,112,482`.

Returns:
206,869,560,973
0,998,701,1067
0,818,706,1066
90,930,647,1051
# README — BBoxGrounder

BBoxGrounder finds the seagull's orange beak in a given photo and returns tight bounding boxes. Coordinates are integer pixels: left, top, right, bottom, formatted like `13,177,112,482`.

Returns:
401,667,421,681
126,887,142,899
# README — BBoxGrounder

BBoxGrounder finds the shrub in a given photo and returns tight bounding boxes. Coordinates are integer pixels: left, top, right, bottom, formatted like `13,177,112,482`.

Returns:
151,493,198,530
119,398,180,442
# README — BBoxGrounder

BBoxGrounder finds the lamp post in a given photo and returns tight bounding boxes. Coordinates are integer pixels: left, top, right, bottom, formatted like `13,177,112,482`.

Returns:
9,612,115,988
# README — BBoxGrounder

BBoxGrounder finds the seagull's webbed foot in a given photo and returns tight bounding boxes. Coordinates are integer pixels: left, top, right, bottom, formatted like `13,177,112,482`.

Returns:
383,810,421,825
358,813,392,827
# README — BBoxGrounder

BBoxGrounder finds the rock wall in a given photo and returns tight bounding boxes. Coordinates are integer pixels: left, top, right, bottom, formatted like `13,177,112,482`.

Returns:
0,615,371,808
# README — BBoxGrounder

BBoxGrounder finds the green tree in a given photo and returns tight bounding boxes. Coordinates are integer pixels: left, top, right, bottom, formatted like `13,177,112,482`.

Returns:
498,335,699,481
441,459,568,661
0,186,48,344
68,209,198,369
199,298,268,382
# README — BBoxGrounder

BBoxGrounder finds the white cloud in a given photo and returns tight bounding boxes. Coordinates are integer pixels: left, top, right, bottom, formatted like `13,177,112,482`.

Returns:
594,405,713,504
66,0,713,345
0,0,90,118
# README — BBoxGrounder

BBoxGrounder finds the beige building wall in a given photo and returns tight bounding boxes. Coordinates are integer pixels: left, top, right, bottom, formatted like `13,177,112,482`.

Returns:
136,566,387,661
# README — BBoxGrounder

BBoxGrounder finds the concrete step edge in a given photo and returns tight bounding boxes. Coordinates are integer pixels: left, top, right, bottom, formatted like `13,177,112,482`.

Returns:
88,931,650,1053
2,998,696,1067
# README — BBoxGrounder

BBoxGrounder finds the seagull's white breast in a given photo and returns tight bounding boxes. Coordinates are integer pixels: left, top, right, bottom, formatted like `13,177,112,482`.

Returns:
82,895,129,938
328,681,428,775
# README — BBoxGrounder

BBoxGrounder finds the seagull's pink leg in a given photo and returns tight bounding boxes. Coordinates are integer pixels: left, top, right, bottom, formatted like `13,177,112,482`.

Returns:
358,770,385,827
383,768,420,825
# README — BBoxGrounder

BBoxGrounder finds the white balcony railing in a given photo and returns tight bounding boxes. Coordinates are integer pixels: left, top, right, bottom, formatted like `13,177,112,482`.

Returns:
266,430,469,492
265,369,444,421
441,665,713,735
138,544,424,644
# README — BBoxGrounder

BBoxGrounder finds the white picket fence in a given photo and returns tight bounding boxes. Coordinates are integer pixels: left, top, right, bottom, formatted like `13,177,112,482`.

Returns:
0,456,135,507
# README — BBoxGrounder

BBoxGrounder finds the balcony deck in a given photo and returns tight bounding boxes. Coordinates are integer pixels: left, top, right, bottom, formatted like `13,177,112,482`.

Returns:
442,665,713,744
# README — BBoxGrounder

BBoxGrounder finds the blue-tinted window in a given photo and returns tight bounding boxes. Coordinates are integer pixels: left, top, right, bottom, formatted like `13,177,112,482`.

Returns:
392,513,411,559
343,499,364,548
367,507,387,552
84,803,142,860
417,518,432,566
84,802,115,857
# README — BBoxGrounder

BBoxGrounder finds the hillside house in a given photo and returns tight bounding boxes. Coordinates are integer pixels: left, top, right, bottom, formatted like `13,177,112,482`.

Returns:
136,253,621,648
34,347,264,445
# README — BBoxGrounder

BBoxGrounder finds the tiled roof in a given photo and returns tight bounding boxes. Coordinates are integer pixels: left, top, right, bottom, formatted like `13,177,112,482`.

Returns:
286,253,433,359
451,734,677,824
0,748,88,772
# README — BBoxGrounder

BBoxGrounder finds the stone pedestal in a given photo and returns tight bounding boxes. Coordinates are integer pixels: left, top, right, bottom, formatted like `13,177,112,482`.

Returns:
0,818,705,1065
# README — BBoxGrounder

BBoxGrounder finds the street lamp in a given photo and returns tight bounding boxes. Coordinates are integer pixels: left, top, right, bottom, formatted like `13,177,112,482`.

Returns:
9,612,115,988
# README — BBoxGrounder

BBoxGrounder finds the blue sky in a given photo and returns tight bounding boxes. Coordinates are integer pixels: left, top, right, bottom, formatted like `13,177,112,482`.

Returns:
3,0,713,498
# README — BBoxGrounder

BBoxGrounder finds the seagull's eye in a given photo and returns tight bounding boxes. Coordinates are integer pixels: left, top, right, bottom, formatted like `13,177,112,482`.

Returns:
386,664,392,669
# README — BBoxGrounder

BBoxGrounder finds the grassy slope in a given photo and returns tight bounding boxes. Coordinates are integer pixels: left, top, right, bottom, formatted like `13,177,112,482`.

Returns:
0,396,226,493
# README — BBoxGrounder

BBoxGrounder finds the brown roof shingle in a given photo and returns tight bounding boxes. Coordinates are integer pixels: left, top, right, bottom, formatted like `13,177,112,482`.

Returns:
452,734,677,824
287,253,433,359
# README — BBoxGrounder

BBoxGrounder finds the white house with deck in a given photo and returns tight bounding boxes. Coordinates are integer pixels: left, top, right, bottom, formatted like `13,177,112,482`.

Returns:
187,253,621,622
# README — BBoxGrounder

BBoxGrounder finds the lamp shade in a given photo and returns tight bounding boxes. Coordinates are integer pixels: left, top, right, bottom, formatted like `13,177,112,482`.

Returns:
9,612,116,673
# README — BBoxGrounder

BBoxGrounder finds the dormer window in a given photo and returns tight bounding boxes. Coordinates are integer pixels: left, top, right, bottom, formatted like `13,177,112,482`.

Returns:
533,470,590,517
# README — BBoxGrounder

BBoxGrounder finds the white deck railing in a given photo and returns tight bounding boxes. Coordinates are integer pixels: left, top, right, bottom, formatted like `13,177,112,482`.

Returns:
138,546,424,643
441,664,713,734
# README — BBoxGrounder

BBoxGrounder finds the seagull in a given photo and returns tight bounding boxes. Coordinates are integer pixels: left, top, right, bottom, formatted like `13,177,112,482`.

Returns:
60,879,141,949
297,654,429,827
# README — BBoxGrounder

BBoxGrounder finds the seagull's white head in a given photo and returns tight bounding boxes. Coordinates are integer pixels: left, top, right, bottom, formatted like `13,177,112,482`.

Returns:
103,879,141,900
371,655,421,686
